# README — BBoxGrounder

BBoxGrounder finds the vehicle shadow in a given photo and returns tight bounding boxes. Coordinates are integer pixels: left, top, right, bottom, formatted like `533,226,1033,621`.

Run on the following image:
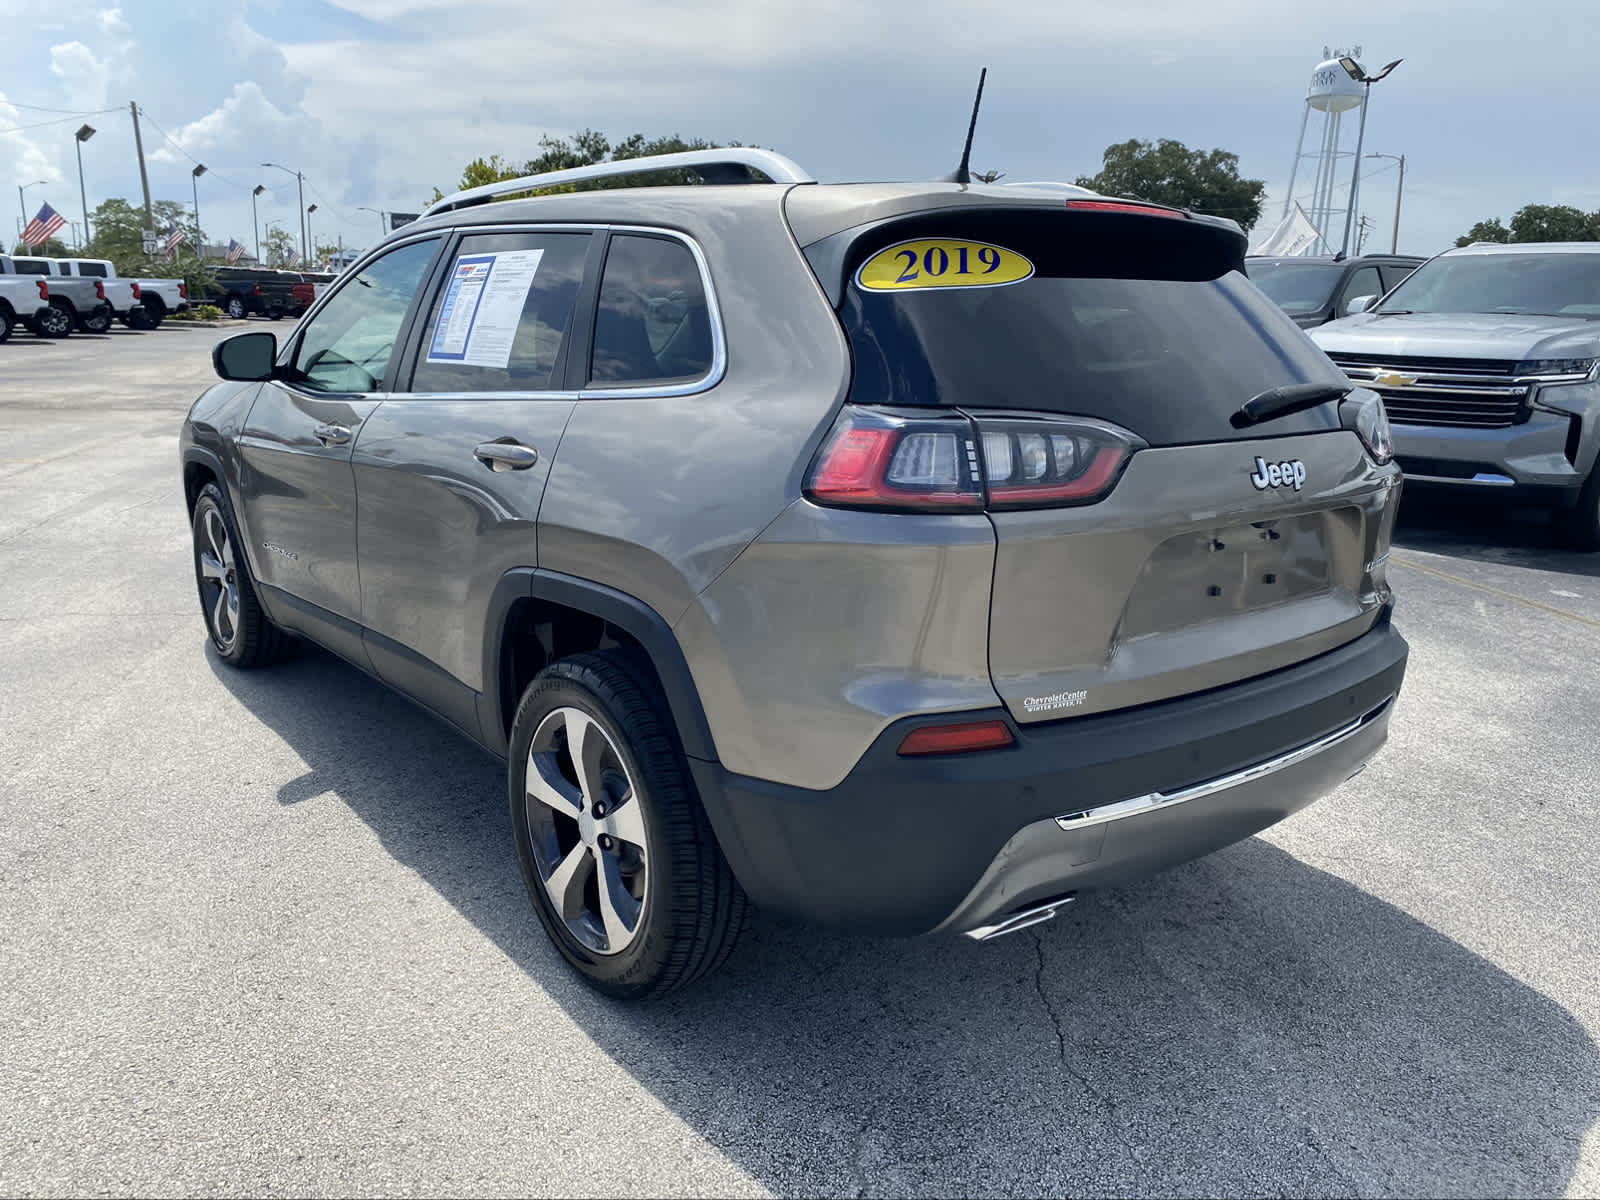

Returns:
209,643,1599,1197
1394,488,1600,578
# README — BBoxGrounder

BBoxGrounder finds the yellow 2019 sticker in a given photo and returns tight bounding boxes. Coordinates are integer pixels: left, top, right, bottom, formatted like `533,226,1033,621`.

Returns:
855,239,1034,292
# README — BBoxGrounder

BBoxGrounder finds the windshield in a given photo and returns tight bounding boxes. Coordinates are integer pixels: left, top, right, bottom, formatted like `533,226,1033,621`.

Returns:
1378,252,1600,317
1246,261,1343,314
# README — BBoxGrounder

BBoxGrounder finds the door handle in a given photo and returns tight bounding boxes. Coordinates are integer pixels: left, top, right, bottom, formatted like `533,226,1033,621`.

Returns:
474,441,540,471
314,423,353,446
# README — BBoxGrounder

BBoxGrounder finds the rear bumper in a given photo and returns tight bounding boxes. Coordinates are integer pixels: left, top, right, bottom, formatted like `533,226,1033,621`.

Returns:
691,611,1408,937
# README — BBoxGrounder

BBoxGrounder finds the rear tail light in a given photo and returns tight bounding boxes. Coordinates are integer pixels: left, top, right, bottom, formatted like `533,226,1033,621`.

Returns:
1066,199,1188,219
805,408,983,512
179,283,188,299
971,415,1142,509
806,407,1142,513
37,280,49,300
131,282,141,299
95,281,106,301
1340,390,1394,466
897,719,1014,756
253,282,261,295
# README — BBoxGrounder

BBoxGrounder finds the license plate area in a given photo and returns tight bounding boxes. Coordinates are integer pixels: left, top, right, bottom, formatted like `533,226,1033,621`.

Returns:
1119,514,1333,637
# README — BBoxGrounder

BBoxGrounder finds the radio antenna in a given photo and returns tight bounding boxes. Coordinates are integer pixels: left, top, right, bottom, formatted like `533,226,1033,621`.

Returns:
945,67,988,184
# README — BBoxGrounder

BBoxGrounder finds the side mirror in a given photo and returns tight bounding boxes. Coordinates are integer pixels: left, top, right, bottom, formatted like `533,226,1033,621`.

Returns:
212,330,278,381
1343,294,1377,317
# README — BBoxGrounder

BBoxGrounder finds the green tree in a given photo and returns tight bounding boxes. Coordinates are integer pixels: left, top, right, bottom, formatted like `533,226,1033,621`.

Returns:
75,197,214,297
1455,218,1512,247
1076,138,1268,230
429,130,747,206
10,237,70,255
1456,206,1600,247
1510,204,1598,242
262,225,296,267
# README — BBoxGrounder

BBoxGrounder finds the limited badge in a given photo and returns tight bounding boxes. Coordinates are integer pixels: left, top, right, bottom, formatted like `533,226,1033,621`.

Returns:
855,239,1034,292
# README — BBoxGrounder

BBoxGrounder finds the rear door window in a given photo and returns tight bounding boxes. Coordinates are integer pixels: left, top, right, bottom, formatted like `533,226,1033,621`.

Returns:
588,234,714,387
76,261,107,278
408,231,590,393
827,209,1347,446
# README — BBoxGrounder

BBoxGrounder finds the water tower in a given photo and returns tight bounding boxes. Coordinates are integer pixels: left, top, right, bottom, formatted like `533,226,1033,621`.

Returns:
1281,46,1368,254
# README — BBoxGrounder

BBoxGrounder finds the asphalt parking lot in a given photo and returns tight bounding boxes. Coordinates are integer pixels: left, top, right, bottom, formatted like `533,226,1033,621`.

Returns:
3,324,1598,1198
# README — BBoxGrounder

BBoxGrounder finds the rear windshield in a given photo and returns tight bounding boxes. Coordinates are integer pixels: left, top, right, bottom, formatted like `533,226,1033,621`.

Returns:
1246,260,1342,314
827,210,1345,445
1377,252,1600,317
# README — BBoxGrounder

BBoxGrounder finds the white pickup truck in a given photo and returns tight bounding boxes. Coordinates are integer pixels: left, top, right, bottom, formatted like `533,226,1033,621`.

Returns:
9,256,140,332
56,259,187,327
0,273,57,341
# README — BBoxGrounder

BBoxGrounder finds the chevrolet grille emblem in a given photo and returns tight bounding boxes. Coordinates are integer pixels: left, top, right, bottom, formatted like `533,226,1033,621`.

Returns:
1374,371,1418,388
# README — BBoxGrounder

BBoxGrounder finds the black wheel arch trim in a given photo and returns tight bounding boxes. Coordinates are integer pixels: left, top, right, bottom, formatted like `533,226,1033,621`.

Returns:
479,568,719,764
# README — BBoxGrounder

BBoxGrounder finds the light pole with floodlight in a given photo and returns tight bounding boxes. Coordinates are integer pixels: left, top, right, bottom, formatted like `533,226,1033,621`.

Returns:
190,164,207,248
306,204,318,266
262,163,308,260
1338,55,1403,257
74,125,96,247
251,185,266,263
1365,153,1407,254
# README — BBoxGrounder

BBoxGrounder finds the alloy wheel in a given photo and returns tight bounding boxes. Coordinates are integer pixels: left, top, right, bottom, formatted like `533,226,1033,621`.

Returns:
524,707,649,955
196,506,241,651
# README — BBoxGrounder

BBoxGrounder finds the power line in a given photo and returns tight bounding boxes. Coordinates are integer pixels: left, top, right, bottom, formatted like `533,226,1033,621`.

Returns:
135,106,254,193
0,100,120,116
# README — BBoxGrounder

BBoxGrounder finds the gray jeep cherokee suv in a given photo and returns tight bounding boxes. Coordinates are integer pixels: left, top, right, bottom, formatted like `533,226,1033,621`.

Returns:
180,149,1409,997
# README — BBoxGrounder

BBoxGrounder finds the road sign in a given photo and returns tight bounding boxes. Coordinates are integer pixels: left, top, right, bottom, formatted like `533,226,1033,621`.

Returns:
141,231,159,254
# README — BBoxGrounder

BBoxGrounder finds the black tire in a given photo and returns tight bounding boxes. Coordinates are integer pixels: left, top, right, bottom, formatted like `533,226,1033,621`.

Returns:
125,306,155,331
226,296,247,320
268,308,284,321
34,301,72,338
1558,466,1600,551
0,306,13,343
78,306,113,334
190,482,289,668
508,650,748,999
144,296,167,321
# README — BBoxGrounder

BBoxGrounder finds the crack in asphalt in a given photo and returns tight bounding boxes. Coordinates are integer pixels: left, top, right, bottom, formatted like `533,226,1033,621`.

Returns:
1032,928,1142,1169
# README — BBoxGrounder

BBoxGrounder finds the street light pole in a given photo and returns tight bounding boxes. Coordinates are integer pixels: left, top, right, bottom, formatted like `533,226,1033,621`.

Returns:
262,163,308,260
1337,56,1403,258
1366,153,1408,254
74,124,96,247
191,164,207,247
306,204,318,266
251,185,265,264
357,206,386,237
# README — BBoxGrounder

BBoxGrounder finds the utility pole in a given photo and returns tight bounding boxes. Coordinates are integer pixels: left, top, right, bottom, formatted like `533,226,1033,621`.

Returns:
1391,154,1406,253
129,101,154,235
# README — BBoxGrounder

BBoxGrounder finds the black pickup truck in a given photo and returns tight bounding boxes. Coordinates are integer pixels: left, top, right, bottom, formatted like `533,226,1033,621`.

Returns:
198,267,298,320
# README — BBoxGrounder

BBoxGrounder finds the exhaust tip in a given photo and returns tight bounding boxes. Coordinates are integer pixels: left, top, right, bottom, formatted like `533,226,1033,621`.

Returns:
963,894,1075,942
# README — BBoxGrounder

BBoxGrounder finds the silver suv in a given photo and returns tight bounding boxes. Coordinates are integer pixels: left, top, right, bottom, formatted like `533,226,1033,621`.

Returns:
1313,241,1600,548
180,149,1409,997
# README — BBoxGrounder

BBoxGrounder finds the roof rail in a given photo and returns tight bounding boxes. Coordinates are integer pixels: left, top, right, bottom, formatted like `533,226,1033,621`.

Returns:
423,148,815,217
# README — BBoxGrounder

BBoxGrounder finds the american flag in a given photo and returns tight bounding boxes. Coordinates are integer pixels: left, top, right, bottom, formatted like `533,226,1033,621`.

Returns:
285,248,301,268
164,225,187,261
21,203,66,248
225,238,246,263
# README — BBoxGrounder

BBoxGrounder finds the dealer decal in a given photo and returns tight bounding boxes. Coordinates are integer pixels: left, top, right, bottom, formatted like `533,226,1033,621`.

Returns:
855,239,1034,293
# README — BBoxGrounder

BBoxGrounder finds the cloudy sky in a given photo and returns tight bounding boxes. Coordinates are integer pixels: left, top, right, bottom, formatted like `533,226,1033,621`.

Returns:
3,0,1597,261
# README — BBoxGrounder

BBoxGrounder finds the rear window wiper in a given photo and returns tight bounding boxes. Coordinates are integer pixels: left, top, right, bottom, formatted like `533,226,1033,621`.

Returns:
1231,382,1352,429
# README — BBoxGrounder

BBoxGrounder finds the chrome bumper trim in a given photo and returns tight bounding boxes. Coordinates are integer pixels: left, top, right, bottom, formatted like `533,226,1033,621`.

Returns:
1054,699,1392,833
